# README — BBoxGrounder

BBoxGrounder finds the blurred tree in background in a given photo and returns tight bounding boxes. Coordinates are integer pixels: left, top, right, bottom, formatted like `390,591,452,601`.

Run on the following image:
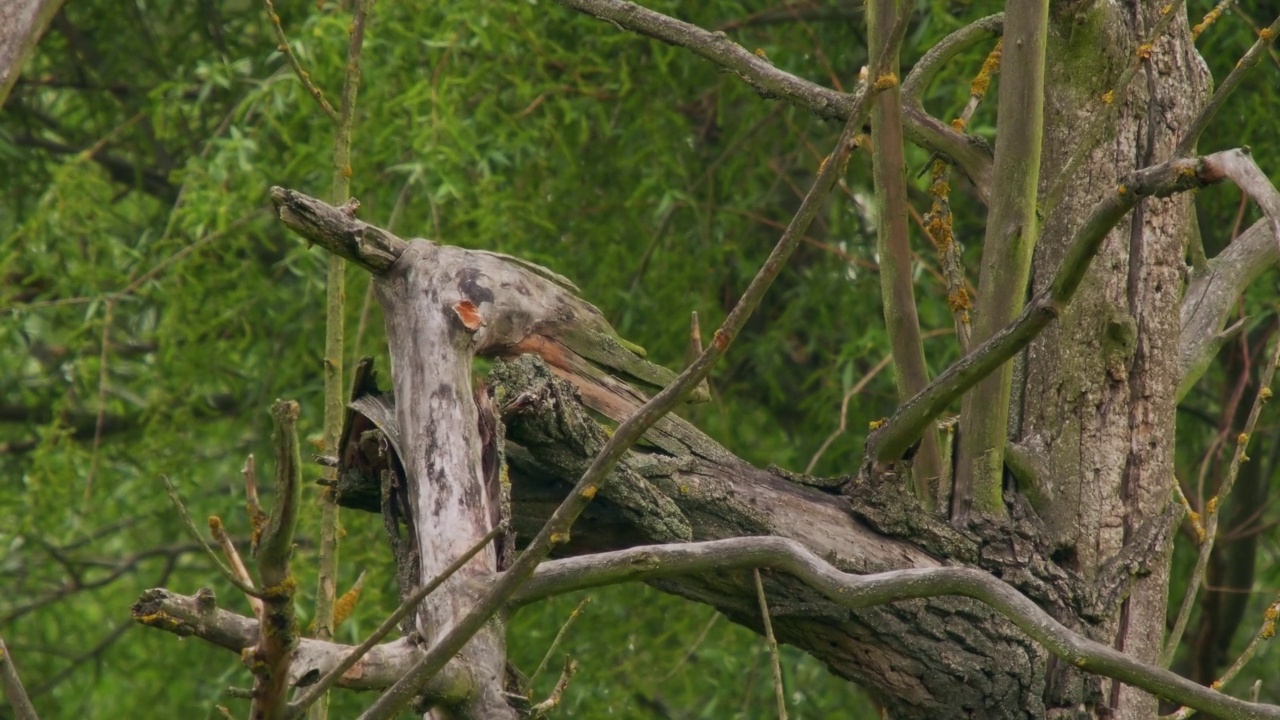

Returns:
1,0,1278,718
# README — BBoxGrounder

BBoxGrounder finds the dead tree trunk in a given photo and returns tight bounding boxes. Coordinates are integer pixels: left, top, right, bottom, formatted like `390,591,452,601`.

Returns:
277,186,1061,718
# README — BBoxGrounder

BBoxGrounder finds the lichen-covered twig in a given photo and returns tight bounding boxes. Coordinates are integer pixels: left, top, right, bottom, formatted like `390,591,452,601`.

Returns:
261,0,338,119
1161,333,1280,667
249,400,304,720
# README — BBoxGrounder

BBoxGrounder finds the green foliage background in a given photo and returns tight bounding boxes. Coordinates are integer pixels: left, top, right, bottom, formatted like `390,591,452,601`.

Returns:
1,1,1277,717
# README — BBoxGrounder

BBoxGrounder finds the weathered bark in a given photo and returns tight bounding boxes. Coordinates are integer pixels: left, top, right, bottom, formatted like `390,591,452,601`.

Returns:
268,154,1279,717
0,0,64,109
1021,4,1210,719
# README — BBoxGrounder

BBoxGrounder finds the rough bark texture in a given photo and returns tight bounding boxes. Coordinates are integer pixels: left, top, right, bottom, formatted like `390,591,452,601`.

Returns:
340,350,1098,719
1021,4,1210,718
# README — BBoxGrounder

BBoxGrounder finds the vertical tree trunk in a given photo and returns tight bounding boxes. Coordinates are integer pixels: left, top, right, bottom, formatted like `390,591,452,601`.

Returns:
1021,5,1209,718
376,242,515,719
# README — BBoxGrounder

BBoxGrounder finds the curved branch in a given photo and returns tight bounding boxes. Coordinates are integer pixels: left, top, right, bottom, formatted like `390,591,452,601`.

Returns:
509,537,1280,720
1179,218,1279,396
901,13,1003,103
1176,12,1280,155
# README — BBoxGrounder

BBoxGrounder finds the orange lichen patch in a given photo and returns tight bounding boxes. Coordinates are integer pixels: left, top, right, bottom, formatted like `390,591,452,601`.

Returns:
1136,43,1153,60
950,117,967,132
580,486,598,500
1102,90,1115,105
453,300,483,331
712,329,730,351
135,610,194,635
1238,432,1251,445
947,288,971,313
1262,28,1274,41
549,531,571,546
925,214,953,252
872,73,898,91
868,418,886,430
970,39,1002,98
1263,606,1278,639
333,582,363,628
209,516,224,532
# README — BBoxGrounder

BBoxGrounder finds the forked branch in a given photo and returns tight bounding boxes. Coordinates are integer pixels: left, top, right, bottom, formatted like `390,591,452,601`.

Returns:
869,149,1263,463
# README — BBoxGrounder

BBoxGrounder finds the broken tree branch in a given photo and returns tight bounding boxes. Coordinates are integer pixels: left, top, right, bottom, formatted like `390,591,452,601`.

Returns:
352,47,888,720
129,588,464,694
249,400,304,720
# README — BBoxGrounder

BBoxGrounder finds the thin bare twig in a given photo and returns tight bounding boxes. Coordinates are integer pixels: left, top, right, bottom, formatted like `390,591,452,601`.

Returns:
1163,590,1280,719
531,596,590,683
753,570,788,720
160,475,263,599
209,516,264,620
549,0,991,197
84,299,113,507
1176,12,1280,156
805,353,893,474
657,611,721,683
528,657,578,718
